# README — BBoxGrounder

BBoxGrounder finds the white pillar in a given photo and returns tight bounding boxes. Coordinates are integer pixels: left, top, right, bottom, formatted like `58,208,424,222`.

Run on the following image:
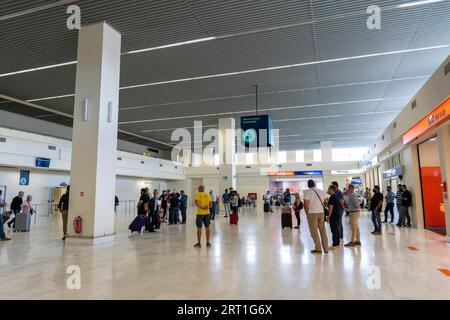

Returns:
218,118,236,194
286,150,297,163
437,126,450,242
304,150,314,163
68,22,121,244
321,141,332,162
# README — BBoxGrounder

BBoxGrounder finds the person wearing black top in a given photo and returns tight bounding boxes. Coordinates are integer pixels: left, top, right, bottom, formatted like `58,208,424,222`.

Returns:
7,191,24,229
57,186,70,240
370,185,384,235
137,188,150,216
400,185,412,227
327,185,341,249
146,189,160,232
169,190,180,225
160,190,168,221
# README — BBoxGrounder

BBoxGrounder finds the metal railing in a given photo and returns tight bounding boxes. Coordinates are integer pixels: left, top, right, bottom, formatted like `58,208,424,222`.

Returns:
116,200,136,216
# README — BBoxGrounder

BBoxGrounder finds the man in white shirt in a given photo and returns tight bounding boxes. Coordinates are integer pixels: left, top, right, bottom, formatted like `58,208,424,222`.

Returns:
263,191,273,212
303,180,329,254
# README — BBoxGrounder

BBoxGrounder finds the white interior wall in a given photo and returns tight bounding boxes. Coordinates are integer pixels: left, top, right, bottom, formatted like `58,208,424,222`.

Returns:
0,167,168,211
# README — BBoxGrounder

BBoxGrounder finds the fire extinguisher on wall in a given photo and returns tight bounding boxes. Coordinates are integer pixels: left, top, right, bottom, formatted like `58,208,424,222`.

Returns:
74,216,82,234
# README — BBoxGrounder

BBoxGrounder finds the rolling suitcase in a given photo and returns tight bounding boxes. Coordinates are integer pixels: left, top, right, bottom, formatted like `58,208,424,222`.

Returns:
15,213,31,232
129,215,146,233
230,212,238,225
264,202,270,213
281,212,292,229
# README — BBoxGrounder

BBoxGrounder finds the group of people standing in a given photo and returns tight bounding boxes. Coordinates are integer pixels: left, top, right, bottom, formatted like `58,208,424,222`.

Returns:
263,180,413,254
0,190,36,241
137,188,189,231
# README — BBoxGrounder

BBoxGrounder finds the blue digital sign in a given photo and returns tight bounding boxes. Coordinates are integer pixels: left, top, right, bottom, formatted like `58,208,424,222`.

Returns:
36,157,51,168
295,171,323,176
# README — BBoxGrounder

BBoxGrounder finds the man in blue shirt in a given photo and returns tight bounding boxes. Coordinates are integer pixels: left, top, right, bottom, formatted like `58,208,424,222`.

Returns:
222,189,230,218
332,181,345,243
180,190,188,224
283,189,292,205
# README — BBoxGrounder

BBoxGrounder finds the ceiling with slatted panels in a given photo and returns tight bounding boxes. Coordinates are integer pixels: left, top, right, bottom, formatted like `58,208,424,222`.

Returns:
1,0,450,151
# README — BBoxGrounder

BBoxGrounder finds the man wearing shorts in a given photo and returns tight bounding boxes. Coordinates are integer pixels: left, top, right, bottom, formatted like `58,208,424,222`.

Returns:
194,185,212,248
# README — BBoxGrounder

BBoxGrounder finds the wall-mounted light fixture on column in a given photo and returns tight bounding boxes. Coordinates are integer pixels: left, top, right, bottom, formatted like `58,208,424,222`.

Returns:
107,101,113,123
82,98,89,121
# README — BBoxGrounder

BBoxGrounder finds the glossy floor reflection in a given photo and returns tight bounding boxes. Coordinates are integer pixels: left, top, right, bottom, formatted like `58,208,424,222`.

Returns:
0,206,449,299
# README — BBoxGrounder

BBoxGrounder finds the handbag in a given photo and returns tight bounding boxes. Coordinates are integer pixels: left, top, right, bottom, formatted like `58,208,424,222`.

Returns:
312,189,329,217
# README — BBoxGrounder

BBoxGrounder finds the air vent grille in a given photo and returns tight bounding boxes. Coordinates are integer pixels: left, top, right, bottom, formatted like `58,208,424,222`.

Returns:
393,121,397,129
117,157,122,161
0,137,6,143
48,145,56,150
411,100,417,110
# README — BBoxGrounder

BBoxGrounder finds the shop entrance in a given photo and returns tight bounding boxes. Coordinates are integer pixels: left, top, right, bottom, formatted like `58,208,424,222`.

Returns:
418,136,446,235
269,176,324,198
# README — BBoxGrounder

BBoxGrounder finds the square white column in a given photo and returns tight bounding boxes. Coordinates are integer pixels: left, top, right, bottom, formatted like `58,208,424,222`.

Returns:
68,22,121,241
218,118,236,194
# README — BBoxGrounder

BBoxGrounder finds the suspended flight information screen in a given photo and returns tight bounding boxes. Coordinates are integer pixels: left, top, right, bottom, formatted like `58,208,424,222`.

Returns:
240,115,274,147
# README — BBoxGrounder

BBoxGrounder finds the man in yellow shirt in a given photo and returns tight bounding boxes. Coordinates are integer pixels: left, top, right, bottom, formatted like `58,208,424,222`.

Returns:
194,185,212,248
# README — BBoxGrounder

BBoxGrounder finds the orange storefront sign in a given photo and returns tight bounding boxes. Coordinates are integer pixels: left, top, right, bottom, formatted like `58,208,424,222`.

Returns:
267,171,295,177
403,96,450,145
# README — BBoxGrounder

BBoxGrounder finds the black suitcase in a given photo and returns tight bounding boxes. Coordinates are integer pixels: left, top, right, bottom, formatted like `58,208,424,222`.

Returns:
281,212,292,229
264,202,270,212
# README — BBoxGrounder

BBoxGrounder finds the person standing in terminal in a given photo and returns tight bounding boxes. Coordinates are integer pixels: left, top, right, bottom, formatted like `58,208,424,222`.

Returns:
283,188,292,205
180,190,188,224
331,181,345,244
363,188,372,209
384,186,395,223
370,185,384,235
21,195,35,216
169,189,180,225
327,185,341,250
400,185,412,227
222,189,230,218
7,191,24,229
194,185,212,248
0,190,11,241
147,189,160,232
264,190,273,213
209,190,217,220
303,180,329,254
160,190,168,222
292,192,303,229
344,184,361,247
230,191,239,218
395,185,404,226
57,186,70,240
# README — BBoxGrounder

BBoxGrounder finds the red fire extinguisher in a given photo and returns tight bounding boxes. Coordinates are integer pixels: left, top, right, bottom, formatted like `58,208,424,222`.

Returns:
74,216,82,234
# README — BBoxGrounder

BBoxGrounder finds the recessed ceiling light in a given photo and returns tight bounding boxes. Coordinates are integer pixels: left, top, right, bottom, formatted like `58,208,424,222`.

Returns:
123,37,216,55
397,0,444,8
119,45,449,90
0,61,77,78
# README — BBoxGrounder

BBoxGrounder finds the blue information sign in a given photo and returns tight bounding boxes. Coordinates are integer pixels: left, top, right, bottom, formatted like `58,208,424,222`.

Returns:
19,170,30,186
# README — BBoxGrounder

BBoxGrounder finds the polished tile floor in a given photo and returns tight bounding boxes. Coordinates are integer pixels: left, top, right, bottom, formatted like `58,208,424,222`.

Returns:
0,206,449,300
